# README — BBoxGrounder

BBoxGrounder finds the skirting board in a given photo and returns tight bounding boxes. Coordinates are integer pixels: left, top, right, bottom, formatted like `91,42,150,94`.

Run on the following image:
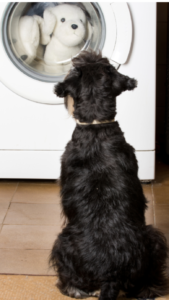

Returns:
0,150,155,180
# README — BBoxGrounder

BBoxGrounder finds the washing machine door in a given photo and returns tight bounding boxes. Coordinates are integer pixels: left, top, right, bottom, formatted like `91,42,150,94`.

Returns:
0,2,132,104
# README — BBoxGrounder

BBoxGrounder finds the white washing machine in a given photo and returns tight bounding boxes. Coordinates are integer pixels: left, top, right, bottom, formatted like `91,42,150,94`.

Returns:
0,2,156,180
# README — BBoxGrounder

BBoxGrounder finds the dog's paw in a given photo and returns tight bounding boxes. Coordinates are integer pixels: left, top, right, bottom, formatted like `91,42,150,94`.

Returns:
67,286,89,299
89,290,100,297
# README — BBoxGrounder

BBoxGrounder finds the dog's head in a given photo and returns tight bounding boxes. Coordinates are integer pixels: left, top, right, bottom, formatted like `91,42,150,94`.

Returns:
54,50,137,122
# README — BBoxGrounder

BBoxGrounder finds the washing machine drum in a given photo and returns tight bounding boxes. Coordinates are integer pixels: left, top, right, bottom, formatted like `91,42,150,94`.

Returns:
0,2,132,104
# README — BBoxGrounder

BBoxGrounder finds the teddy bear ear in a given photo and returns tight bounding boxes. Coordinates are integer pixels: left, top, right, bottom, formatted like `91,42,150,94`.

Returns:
39,9,56,45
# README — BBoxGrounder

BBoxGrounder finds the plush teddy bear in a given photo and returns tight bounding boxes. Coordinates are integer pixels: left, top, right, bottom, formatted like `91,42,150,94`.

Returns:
15,4,91,75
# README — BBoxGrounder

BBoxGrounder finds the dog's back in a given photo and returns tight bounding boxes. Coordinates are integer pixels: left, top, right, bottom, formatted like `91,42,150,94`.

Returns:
50,51,169,300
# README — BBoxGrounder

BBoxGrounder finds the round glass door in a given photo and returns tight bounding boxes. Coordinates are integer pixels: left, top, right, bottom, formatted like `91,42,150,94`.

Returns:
2,2,106,82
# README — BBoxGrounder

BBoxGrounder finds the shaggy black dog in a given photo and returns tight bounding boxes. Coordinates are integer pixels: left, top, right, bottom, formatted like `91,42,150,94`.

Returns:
50,51,169,300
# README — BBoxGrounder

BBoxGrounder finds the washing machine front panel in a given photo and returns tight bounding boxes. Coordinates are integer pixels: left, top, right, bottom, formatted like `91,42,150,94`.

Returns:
0,2,132,104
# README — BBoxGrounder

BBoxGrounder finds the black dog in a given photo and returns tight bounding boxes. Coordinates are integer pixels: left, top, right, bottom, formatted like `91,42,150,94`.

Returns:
50,51,169,299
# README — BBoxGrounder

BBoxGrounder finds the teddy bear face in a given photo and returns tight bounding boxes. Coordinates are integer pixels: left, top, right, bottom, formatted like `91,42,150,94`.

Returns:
52,5,86,47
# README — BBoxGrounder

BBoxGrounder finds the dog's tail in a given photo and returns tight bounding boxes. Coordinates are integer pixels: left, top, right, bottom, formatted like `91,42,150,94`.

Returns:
137,225,169,298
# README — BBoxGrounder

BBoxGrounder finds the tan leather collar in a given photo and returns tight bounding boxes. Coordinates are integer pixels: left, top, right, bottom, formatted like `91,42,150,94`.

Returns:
75,119,115,125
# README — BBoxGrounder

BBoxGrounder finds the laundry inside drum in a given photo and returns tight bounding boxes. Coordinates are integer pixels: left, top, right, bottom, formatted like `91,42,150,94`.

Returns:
3,2,106,82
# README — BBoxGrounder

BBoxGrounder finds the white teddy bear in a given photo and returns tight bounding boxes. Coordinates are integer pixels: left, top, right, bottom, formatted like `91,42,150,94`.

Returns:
15,4,90,75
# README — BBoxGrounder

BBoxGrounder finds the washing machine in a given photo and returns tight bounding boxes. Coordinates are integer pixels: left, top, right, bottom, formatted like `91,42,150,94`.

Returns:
0,2,156,180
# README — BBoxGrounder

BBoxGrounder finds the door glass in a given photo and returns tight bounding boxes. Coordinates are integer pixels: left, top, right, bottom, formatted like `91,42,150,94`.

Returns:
2,2,106,82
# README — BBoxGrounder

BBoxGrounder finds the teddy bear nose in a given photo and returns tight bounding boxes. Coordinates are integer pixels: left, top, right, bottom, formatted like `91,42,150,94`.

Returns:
71,24,78,30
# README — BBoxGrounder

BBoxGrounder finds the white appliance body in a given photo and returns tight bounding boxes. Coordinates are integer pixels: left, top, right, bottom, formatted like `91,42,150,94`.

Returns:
0,2,156,180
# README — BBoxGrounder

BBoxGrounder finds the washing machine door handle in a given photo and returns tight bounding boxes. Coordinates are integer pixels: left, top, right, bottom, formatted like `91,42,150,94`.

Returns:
110,3,132,66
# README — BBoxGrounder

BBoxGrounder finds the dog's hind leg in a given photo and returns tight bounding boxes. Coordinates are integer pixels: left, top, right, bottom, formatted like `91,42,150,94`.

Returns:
99,282,120,300
137,225,169,298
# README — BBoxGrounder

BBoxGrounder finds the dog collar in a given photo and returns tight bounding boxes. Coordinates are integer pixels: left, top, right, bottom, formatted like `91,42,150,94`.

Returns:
75,119,115,125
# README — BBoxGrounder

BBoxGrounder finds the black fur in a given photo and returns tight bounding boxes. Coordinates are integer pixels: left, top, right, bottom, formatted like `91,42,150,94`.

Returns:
50,51,169,299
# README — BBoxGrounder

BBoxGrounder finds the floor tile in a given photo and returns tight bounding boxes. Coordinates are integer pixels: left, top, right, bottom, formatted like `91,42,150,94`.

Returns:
155,205,169,234
4,203,62,226
12,183,60,204
0,203,10,225
142,184,153,201
145,201,154,225
0,225,60,250
155,160,169,185
0,203,10,210
0,249,55,275
142,184,154,225
153,184,169,205
0,182,18,203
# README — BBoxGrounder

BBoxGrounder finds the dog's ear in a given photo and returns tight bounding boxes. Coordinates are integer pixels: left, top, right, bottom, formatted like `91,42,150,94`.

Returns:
110,66,137,96
54,81,68,98
54,70,80,98
54,66,81,98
